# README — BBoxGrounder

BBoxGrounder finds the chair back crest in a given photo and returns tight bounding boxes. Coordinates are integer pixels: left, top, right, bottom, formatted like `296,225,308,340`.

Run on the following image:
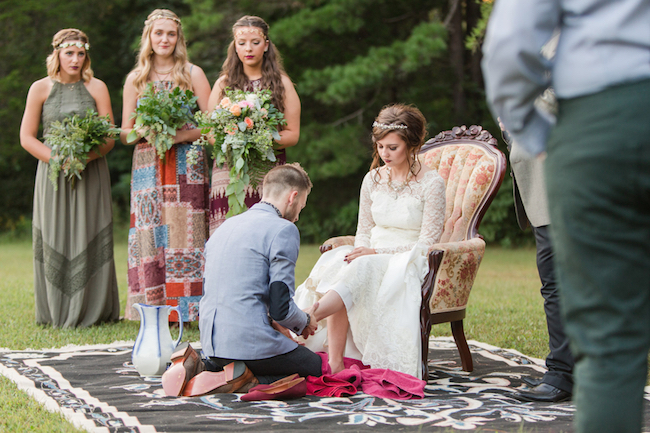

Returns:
419,125,506,243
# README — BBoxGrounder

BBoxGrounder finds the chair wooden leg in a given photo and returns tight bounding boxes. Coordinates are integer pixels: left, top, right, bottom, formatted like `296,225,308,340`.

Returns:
451,320,473,372
421,326,431,381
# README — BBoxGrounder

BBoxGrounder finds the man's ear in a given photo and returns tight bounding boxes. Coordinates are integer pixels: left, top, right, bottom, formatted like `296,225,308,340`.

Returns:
286,190,299,205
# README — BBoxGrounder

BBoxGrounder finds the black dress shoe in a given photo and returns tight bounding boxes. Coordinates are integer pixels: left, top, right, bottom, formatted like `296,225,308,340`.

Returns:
514,383,571,403
521,376,542,388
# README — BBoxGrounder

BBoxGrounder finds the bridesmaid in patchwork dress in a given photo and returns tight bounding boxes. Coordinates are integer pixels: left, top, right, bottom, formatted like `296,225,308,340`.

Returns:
208,15,301,234
20,29,119,327
121,9,211,322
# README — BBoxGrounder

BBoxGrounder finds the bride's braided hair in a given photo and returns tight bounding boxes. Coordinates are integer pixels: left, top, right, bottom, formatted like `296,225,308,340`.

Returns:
370,104,428,177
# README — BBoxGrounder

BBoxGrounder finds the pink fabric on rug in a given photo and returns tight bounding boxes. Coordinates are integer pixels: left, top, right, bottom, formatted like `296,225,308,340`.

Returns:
306,368,362,397
307,352,426,400
316,351,368,376
358,367,426,400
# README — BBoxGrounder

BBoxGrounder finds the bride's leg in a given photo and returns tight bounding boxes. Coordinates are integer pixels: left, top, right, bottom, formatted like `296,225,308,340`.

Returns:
316,290,349,374
327,308,349,374
308,289,348,374
311,289,345,322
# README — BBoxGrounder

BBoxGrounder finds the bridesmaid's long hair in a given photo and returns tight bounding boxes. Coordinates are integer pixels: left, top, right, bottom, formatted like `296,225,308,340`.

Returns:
218,15,287,112
46,29,93,82
131,9,192,97
370,104,428,177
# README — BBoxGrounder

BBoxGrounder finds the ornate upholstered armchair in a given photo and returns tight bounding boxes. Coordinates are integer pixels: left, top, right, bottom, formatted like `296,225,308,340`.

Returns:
321,125,506,378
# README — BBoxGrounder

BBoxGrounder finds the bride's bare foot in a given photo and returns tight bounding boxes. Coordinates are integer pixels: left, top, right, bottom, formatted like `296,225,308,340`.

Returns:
329,359,345,374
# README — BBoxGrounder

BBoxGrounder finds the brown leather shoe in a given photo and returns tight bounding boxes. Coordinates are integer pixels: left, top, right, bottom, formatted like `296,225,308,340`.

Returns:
235,376,260,393
182,361,255,397
162,343,204,397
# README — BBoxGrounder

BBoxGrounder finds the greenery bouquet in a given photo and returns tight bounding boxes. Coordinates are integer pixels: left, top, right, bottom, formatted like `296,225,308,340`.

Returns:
46,109,120,190
126,82,198,159
191,88,286,217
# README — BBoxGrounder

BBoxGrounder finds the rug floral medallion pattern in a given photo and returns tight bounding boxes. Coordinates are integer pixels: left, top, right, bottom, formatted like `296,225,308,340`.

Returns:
1,338,648,432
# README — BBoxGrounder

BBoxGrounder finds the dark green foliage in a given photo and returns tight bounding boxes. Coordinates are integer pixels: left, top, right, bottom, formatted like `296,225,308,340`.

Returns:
193,88,286,216
127,84,197,158
0,0,189,229
46,109,121,189
0,0,523,245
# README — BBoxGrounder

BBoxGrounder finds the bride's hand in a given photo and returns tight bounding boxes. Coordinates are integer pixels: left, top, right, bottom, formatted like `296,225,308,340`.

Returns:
344,247,376,263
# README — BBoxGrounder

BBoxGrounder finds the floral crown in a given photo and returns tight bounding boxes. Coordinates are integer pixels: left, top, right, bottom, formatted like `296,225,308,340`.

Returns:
145,15,181,26
57,41,90,50
234,28,266,39
372,121,408,130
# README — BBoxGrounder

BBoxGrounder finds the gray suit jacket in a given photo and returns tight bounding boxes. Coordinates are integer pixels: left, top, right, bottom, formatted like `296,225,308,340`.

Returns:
510,139,550,229
199,203,309,360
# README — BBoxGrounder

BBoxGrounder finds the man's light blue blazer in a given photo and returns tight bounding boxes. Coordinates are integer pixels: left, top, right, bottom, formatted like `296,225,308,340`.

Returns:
199,203,309,360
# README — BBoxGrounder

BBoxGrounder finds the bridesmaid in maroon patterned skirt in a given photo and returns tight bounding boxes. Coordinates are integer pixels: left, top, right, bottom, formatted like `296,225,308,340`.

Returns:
207,15,301,234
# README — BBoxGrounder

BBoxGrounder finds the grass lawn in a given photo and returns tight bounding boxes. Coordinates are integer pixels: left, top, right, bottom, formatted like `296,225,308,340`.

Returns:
0,236,545,431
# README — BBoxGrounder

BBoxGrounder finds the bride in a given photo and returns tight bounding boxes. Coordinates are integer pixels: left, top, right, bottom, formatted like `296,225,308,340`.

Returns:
296,104,446,378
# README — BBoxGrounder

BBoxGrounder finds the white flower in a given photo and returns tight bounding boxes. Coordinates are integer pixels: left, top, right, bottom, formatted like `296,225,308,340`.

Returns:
245,93,258,104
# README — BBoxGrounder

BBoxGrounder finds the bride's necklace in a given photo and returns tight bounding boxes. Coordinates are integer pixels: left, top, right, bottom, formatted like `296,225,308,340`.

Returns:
386,166,413,194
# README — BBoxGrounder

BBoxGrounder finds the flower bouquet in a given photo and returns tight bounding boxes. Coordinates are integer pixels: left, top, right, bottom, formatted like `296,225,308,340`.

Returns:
191,88,286,217
126,82,198,159
46,109,120,190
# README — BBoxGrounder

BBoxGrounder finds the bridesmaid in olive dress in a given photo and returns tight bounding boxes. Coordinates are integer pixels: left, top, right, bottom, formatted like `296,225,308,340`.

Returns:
19,29,119,327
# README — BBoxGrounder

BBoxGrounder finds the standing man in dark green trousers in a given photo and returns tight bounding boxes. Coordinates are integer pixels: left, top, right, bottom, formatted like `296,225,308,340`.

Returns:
481,0,650,431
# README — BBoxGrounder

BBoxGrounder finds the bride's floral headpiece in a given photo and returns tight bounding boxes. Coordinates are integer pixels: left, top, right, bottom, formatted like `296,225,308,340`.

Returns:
372,121,408,130
57,41,90,50
145,15,181,26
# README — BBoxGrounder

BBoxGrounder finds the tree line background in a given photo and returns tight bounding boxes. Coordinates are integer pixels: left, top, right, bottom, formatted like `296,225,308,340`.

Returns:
0,0,530,245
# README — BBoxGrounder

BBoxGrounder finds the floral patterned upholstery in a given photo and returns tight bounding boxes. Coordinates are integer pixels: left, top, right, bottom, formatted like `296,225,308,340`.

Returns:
420,139,501,314
321,125,505,376
425,237,485,313
418,125,505,375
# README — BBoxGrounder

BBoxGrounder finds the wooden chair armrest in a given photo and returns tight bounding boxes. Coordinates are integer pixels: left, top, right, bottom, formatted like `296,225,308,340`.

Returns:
320,235,355,254
427,236,485,256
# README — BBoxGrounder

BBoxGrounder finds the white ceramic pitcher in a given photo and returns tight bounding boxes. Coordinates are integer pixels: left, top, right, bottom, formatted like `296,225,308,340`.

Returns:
132,303,183,376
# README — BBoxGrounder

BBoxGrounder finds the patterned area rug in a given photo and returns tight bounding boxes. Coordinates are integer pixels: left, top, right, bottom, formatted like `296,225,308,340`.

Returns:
1,337,648,432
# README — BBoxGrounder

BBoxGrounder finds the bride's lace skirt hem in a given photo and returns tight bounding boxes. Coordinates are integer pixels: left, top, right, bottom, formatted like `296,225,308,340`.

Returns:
294,244,429,379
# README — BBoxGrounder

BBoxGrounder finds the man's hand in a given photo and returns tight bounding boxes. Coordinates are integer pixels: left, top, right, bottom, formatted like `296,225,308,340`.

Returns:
301,302,319,339
271,319,302,344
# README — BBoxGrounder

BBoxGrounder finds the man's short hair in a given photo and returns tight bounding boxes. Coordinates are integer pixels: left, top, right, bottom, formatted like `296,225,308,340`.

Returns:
262,163,312,198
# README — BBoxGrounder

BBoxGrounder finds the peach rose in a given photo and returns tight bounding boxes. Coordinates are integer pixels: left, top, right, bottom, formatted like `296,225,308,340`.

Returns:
244,117,254,129
224,124,237,135
229,104,242,116
220,97,231,109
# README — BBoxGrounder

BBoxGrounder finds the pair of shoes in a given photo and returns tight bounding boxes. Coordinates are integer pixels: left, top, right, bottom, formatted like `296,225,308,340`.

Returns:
182,361,257,397
241,374,306,402
521,376,543,388
514,383,572,403
161,343,204,396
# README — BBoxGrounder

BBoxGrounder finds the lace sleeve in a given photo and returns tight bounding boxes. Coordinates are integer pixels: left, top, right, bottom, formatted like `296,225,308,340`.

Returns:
374,171,446,255
354,171,376,248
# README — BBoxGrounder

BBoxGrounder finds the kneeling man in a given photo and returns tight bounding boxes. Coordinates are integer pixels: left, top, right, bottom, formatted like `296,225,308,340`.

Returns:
199,163,320,386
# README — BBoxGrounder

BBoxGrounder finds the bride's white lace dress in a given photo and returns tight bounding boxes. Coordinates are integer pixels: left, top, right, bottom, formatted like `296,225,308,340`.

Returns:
294,168,445,378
